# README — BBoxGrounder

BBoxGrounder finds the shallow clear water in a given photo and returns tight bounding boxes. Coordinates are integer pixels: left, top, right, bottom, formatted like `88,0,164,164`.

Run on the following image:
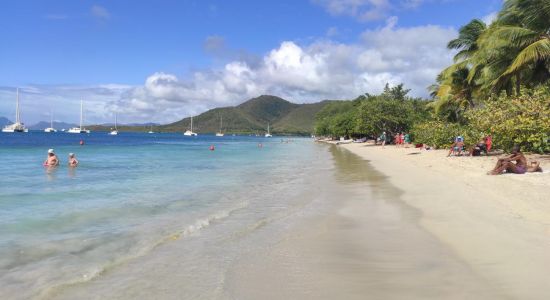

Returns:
0,132,323,299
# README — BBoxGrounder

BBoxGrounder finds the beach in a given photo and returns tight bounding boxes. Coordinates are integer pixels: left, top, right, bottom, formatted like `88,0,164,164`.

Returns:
3,135,549,299
333,143,550,299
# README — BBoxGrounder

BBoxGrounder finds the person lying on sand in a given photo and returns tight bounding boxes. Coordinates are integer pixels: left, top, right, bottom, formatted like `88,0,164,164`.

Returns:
487,145,527,175
527,161,543,173
44,149,60,167
68,153,79,167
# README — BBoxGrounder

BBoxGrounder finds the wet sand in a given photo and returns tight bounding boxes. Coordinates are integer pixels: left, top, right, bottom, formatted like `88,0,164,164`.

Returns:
224,146,506,299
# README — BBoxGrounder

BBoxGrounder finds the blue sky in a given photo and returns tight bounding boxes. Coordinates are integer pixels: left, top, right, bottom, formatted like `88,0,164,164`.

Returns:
0,0,502,124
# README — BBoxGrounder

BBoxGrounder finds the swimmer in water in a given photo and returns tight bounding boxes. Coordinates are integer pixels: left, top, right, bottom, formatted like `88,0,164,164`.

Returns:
44,149,60,167
68,153,79,167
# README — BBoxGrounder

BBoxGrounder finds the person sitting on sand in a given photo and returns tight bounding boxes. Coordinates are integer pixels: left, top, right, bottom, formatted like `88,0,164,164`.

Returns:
527,161,543,173
44,149,60,167
447,136,465,157
469,138,488,156
68,153,79,167
487,145,527,175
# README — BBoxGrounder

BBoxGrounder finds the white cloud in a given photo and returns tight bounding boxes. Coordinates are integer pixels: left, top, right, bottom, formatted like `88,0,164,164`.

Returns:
482,11,498,25
312,0,392,21
0,18,457,125
91,5,110,20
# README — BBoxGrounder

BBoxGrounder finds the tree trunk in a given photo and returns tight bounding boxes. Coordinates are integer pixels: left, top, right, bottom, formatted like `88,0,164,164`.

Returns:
515,74,521,96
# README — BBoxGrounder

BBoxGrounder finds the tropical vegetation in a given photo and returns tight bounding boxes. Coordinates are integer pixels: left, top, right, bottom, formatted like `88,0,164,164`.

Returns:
315,0,550,153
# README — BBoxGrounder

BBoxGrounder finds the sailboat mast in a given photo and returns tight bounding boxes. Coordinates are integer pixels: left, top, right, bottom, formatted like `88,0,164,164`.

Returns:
191,116,193,132
15,88,20,124
50,110,53,128
115,113,118,130
80,100,83,129
220,115,222,131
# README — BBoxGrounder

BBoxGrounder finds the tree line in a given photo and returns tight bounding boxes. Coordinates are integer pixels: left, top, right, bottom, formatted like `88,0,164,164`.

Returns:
315,0,550,153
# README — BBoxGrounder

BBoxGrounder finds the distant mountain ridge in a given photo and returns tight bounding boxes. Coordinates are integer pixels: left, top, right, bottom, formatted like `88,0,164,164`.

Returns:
2,95,332,135
0,117,11,127
160,95,333,135
28,121,78,130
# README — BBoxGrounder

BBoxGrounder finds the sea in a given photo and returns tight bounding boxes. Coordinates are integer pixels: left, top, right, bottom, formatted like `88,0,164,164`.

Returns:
0,131,335,299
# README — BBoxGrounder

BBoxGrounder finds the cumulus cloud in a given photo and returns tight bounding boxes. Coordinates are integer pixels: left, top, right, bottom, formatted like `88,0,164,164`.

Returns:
106,17,456,123
1,18,456,125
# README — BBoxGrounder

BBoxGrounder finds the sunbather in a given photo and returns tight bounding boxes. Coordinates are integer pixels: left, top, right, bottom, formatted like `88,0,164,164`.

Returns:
487,145,528,175
447,136,465,157
527,161,543,173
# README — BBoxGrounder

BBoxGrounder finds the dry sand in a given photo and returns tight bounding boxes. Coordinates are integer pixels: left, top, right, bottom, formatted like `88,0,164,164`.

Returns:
337,143,550,299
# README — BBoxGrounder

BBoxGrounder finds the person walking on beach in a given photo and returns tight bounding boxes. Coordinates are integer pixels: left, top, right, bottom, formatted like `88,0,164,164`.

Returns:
400,133,405,147
68,153,79,167
380,132,387,147
404,133,411,146
44,149,59,167
487,145,527,175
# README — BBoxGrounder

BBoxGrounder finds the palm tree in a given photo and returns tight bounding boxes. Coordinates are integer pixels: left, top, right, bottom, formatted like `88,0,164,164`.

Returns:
488,0,550,91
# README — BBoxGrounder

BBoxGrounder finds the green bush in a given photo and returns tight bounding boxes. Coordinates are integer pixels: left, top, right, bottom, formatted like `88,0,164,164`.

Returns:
411,120,483,149
466,88,550,153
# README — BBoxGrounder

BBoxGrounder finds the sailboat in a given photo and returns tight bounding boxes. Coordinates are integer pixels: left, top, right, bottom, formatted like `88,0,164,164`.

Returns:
183,116,197,136
44,111,57,133
109,114,118,135
215,115,224,137
67,100,90,133
2,88,28,133
148,125,154,134
265,123,272,137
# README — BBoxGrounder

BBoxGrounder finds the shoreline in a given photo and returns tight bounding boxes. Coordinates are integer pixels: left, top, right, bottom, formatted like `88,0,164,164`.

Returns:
337,142,550,299
41,141,550,299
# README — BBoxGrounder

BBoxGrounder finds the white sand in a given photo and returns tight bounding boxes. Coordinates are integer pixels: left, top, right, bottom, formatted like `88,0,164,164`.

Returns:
338,143,550,299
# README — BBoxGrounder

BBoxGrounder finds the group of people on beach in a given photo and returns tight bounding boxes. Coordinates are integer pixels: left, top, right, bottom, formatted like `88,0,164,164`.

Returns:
447,135,493,157
377,131,410,147
444,135,543,175
43,149,78,167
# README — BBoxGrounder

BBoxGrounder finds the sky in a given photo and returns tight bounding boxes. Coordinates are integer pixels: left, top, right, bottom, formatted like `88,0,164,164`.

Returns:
0,0,503,125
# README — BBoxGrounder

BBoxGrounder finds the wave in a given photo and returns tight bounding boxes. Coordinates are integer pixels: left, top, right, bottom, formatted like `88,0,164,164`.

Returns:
39,201,249,299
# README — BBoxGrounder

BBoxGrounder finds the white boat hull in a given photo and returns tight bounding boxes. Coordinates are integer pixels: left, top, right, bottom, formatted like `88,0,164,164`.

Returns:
184,130,197,136
67,128,90,134
44,128,57,133
2,123,28,133
215,133,224,137
109,130,118,135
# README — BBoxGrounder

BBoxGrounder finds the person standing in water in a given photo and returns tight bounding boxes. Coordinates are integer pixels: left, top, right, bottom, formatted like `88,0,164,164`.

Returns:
44,149,60,167
68,153,79,167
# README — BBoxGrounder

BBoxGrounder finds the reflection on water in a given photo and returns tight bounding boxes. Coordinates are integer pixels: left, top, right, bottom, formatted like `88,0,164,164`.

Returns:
45,166,59,181
68,167,77,179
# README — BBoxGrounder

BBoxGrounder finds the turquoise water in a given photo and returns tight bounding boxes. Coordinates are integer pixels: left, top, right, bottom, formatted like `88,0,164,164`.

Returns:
0,132,326,299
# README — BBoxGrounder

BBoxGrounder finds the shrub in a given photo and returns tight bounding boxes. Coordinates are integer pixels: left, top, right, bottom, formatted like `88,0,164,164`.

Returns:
411,120,483,149
466,88,550,153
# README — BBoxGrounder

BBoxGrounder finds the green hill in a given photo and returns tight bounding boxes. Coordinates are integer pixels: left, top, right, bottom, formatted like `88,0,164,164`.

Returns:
160,95,331,135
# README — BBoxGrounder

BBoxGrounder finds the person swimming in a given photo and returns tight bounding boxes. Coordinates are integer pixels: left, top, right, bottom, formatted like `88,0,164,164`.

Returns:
68,153,79,167
44,149,60,167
